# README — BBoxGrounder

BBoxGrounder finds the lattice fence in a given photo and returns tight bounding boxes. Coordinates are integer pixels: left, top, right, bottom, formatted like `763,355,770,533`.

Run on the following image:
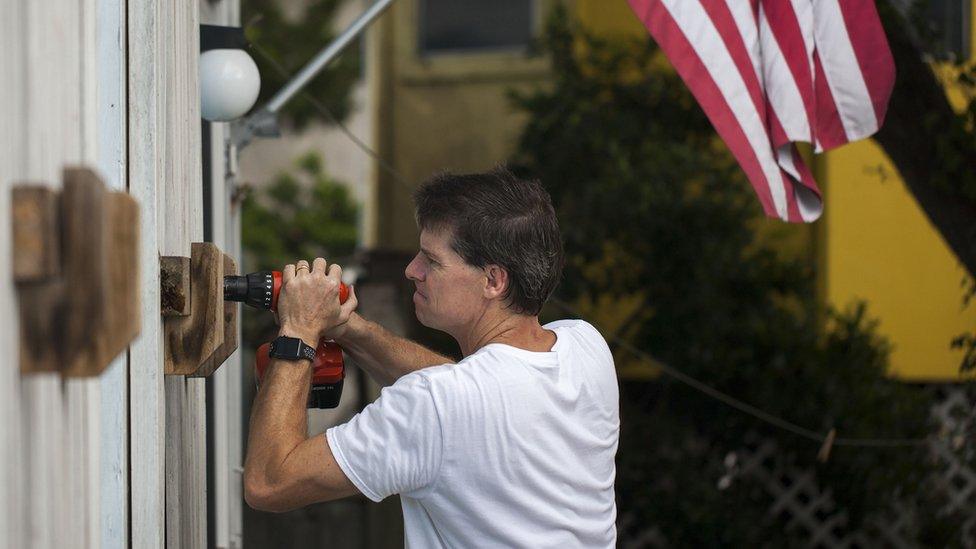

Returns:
617,384,976,548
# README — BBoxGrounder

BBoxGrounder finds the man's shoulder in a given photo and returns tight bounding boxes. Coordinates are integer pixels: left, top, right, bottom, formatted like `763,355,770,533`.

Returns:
398,349,510,396
392,362,457,390
545,318,608,345
545,318,599,334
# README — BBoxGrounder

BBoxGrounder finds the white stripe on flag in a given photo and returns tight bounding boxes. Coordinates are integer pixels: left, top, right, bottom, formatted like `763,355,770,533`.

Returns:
661,0,788,219
813,0,877,140
789,0,816,94
758,3,812,144
723,0,763,87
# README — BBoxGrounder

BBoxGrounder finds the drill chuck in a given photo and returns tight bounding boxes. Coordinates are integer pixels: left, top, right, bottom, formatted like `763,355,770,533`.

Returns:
224,270,348,312
224,271,279,310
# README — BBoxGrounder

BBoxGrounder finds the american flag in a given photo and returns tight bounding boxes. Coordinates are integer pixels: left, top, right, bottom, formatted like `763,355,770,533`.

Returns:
627,0,895,222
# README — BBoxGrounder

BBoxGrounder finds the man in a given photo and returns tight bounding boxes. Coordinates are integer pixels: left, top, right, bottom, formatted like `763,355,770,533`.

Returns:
244,168,620,547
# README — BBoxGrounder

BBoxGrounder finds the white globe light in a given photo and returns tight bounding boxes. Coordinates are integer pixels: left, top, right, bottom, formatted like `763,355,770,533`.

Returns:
199,49,261,122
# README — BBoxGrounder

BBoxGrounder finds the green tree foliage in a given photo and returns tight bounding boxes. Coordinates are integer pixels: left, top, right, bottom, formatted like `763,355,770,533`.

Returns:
242,0,360,130
241,151,358,343
512,8,961,544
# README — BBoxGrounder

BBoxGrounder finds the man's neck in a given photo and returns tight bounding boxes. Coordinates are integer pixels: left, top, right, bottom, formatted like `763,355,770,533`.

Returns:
454,312,556,357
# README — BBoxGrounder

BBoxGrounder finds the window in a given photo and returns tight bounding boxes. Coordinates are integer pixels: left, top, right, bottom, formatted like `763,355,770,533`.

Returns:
419,0,534,54
924,0,971,60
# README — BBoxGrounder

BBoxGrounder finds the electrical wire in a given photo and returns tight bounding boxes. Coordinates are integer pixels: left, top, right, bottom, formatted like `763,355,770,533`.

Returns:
250,41,414,192
548,298,927,448
246,41,930,449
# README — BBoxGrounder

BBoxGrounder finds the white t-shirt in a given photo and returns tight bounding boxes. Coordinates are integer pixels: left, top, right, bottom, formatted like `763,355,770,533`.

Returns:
326,319,620,548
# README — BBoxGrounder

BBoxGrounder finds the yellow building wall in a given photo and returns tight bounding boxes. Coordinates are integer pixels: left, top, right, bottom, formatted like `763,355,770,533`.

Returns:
818,141,975,381
577,0,645,36
374,0,552,251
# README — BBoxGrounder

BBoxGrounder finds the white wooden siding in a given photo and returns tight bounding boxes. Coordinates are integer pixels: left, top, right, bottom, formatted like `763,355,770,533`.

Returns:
2,1,243,547
96,0,130,544
0,1,28,546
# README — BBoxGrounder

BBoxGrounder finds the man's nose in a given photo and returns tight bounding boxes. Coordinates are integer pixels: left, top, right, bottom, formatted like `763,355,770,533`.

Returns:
405,254,423,282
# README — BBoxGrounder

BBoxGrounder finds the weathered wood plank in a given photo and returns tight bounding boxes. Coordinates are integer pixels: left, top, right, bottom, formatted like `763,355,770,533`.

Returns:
0,0,27,545
77,0,104,545
165,376,186,548
128,0,167,544
160,0,208,546
96,1,131,537
184,378,208,549
21,1,94,545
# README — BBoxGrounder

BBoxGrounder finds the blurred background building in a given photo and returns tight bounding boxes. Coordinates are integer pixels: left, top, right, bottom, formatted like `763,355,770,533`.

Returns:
238,0,976,547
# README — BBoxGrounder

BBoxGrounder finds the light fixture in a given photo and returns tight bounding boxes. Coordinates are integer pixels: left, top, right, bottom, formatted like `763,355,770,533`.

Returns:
199,25,261,122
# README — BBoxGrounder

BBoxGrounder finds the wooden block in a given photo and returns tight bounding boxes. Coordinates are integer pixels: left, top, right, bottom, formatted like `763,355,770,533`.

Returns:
160,256,191,316
17,279,64,373
191,254,239,377
16,168,143,376
14,184,63,373
61,168,110,377
164,242,224,375
18,170,108,374
11,186,60,282
97,191,141,371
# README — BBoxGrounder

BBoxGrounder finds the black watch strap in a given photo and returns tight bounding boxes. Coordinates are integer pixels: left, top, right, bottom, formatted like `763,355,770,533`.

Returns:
269,336,317,362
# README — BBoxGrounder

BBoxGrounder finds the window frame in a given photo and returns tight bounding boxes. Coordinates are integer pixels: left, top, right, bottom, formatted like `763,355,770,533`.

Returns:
394,0,556,83
417,0,537,57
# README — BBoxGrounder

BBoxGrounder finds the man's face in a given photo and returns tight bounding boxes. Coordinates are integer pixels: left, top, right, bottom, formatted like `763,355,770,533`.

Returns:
404,227,487,332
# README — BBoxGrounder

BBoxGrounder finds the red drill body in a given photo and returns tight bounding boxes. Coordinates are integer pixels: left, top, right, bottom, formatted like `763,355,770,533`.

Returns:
224,270,349,408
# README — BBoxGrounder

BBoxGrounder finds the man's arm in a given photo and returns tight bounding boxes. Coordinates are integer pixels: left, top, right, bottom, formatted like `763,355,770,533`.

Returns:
243,352,359,512
244,258,360,512
334,312,455,387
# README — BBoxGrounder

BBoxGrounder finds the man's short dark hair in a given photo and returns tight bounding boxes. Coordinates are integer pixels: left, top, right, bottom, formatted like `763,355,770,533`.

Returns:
414,167,564,316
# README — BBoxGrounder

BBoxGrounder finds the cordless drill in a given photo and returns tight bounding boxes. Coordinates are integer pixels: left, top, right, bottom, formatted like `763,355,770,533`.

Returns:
224,270,350,409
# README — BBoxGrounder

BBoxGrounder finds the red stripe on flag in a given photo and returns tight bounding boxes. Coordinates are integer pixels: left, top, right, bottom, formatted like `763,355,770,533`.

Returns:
791,145,820,195
760,0,816,143
628,0,779,217
813,51,848,150
836,0,895,126
700,0,765,116
783,169,802,222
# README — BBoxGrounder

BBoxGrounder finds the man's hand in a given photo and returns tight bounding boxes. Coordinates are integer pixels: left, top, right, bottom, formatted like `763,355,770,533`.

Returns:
323,287,360,340
277,258,354,346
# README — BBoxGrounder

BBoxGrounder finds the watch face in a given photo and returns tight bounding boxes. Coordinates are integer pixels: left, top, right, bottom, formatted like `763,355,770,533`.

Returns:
270,337,302,359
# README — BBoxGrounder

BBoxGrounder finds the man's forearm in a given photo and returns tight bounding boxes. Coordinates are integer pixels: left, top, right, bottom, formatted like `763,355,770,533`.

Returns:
336,313,454,386
244,351,312,497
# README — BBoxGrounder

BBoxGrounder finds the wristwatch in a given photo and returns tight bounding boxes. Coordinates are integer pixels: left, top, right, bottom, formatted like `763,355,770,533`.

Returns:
268,335,317,362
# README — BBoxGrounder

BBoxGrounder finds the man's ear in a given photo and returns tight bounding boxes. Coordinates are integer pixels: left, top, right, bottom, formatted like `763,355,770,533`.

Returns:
483,265,509,299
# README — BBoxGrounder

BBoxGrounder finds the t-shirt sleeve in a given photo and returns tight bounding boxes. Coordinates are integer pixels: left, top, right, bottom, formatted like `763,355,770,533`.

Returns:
326,373,444,502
